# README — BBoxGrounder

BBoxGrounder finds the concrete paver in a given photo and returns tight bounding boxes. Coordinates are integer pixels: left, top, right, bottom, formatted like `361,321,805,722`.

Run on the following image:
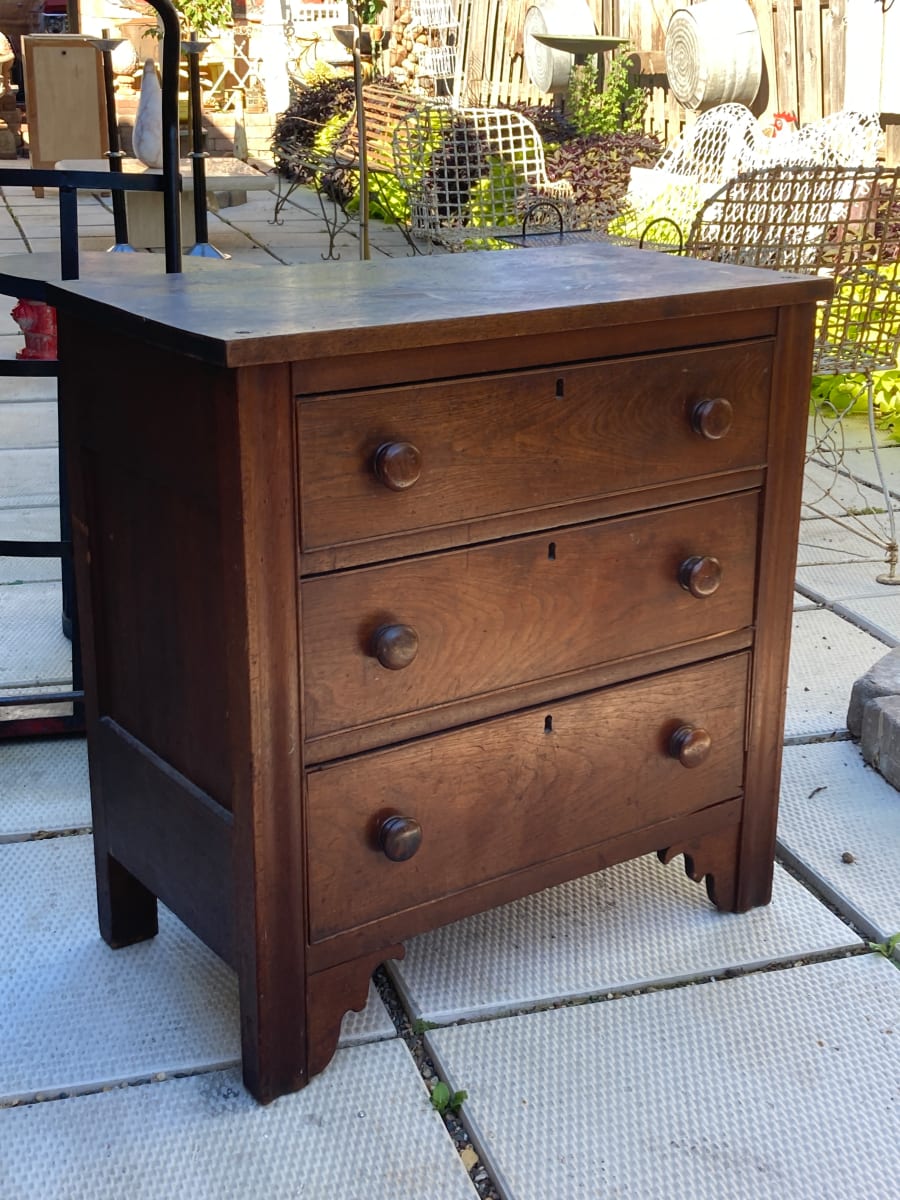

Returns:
0,735,89,838
389,857,859,1024
1,836,394,1104
0,579,70,686
785,608,890,739
0,1044,477,1200
778,740,900,941
426,956,900,1200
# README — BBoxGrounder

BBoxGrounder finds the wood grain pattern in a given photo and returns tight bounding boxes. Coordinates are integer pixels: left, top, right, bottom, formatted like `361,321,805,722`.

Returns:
738,301,819,911
302,490,759,740
306,654,750,941
297,342,772,554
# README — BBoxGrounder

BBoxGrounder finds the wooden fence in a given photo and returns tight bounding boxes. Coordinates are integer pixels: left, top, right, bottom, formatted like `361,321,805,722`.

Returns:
446,0,899,158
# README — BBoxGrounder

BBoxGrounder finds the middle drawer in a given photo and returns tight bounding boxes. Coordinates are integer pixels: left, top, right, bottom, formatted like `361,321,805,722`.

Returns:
302,490,759,742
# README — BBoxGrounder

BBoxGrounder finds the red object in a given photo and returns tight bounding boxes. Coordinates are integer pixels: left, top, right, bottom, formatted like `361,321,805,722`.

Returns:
11,299,58,360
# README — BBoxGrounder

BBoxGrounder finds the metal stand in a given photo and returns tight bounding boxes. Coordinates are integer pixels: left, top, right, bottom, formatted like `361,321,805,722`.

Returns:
91,30,136,253
183,35,229,259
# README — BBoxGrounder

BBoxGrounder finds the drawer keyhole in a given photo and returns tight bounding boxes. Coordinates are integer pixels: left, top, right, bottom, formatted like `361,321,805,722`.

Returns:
556,379,565,398
548,542,556,560
544,714,553,732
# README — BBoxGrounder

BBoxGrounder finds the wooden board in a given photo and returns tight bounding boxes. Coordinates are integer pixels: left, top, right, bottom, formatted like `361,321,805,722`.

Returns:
23,35,108,174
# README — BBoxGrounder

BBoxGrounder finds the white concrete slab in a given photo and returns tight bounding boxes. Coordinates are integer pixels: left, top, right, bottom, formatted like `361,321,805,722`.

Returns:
778,741,900,942
0,446,58,500
795,516,885,566
807,410,896,452
0,399,57,448
802,457,896,520
839,444,900,497
793,590,819,611
0,736,90,839
0,333,25,362
834,596,900,646
785,609,889,739
796,560,900,601
388,856,859,1024
426,955,900,1200
0,374,56,402
0,1043,477,1200
0,835,394,1103
0,504,63,586
0,551,62,584
0,580,71,686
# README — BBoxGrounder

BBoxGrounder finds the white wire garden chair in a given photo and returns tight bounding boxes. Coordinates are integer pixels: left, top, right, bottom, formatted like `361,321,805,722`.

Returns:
770,110,883,169
620,106,884,246
685,163,900,581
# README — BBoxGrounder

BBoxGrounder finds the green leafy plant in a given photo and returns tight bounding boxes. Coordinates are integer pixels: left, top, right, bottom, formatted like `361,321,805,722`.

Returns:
868,931,900,958
412,1018,440,1034
430,1080,468,1115
352,0,387,25
568,50,648,138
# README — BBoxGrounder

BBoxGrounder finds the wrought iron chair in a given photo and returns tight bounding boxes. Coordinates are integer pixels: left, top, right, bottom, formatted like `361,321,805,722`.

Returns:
684,163,900,581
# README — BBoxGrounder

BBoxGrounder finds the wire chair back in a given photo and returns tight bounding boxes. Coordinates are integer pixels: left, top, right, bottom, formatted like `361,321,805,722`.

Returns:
685,163,900,377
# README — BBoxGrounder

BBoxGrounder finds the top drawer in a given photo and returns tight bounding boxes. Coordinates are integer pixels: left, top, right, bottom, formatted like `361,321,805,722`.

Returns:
297,340,772,555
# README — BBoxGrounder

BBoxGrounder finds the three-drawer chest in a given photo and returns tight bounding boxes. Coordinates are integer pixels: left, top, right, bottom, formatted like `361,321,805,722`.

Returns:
50,245,829,1103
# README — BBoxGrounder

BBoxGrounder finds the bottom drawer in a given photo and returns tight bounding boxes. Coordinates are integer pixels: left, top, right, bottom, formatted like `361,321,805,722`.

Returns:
306,653,749,941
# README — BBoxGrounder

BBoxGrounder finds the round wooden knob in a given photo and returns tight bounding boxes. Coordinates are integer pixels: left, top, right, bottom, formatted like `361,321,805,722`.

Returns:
669,724,712,768
678,555,722,598
371,623,419,670
378,815,423,861
373,442,421,491
690,398,733,440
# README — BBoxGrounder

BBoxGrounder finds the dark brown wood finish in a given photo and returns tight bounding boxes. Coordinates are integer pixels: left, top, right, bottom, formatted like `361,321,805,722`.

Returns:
50,245,829,1104
301,491,760,744
738,301,822,911
297,342,773,556
306,655,750,941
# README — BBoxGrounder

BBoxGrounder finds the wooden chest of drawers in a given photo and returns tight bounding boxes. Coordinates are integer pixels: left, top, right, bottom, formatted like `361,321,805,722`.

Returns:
51,245,829,1104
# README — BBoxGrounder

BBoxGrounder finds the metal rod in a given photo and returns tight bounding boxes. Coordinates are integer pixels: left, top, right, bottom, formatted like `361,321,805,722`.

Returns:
94,28,134,251
145,0,183,272
181,36,227,257
185,36,209,245
58,186,79,279
351,31,369,261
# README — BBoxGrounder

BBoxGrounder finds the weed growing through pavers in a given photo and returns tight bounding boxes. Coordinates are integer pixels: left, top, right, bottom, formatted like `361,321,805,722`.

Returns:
429,1080,468,1116
867,931,900,958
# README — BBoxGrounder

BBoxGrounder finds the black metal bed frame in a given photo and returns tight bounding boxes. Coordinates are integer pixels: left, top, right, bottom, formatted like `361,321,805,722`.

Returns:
0,0,183,738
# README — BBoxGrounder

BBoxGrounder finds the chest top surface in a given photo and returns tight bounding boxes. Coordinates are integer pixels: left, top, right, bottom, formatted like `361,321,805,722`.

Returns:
47,244,830,368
